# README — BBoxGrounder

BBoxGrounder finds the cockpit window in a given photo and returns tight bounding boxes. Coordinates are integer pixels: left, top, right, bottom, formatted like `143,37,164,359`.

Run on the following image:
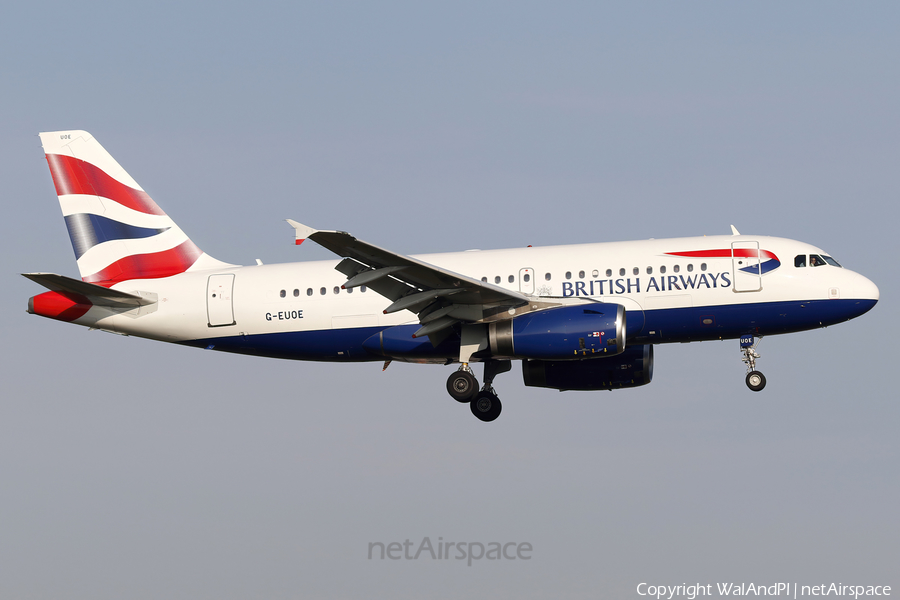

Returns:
810,254,826,267
794,254,806,268
823,255,842,268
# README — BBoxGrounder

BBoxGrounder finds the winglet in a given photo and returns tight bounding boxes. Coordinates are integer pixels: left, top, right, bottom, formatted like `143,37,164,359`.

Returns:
286,219,318,246
730,224,741,235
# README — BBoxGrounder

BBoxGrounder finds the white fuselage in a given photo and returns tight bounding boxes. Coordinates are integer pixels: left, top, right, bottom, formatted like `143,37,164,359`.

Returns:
67,234,878,363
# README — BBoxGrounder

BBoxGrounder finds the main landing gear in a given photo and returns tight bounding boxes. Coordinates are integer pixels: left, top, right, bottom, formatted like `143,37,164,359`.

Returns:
740,335,766,392
446,360,511,422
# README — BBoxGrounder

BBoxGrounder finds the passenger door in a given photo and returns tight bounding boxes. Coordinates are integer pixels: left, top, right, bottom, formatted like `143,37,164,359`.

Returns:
207,273,236,326
732,241,762,292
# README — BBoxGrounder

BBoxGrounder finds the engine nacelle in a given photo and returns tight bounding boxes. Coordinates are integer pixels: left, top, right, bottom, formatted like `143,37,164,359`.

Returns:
487,304,625,360
522,344,654,391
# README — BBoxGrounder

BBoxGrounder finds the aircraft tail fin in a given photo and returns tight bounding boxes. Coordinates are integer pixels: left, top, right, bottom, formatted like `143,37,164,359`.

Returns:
38,130,231,287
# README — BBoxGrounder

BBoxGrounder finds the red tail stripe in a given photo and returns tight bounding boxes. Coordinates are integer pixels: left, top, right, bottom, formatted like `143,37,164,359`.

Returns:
45,154,166,216
31,291,92,322
666,249,779,261
82,240,203,287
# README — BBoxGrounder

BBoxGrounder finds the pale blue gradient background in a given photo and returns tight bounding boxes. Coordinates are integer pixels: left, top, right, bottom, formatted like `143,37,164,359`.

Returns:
1,2,896,598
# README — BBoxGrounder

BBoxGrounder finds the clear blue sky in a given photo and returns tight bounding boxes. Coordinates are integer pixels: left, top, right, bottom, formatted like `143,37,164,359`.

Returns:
1,2,897,598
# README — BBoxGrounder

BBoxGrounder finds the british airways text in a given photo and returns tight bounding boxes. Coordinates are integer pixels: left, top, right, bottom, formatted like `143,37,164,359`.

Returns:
562,272,732,297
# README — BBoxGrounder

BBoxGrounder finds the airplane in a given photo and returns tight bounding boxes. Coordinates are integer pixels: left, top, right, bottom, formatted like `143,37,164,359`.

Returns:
24,130,879,422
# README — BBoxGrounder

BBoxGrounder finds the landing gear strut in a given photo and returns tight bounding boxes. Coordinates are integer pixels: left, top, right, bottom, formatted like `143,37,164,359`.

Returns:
740,335,766,392
446,360,511,421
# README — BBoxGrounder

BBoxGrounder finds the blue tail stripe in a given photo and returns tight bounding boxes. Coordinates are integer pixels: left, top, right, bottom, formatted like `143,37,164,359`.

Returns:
64,213,170,259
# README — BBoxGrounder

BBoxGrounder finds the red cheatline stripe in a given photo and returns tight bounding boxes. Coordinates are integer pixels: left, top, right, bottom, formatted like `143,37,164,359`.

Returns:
45,154,166,216
82,240,203,287
666,249,779,261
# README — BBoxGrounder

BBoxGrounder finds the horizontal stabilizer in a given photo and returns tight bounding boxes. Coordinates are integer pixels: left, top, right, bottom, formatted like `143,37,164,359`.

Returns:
22,273,157,307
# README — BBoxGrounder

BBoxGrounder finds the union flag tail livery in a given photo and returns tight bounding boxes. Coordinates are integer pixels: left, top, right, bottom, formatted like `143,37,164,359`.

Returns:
25,130,880,422
39,131,229,286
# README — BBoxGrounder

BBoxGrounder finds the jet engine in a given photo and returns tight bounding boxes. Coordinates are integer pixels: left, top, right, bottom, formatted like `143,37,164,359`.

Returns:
487,304,625,360
522,344,654,391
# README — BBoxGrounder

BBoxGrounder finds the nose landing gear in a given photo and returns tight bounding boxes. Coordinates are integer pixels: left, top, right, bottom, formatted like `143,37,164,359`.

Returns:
740,335,766,392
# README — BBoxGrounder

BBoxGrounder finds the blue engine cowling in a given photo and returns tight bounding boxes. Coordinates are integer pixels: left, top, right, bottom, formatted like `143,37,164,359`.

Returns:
487,304,625,360
522,344,653,391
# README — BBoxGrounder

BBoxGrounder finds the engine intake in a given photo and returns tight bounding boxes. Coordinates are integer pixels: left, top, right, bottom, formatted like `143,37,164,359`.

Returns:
488,304,625,360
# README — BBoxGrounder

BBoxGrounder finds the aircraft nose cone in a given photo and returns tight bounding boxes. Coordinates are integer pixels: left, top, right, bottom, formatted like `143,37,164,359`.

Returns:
846,272,878,319
864,276,880,302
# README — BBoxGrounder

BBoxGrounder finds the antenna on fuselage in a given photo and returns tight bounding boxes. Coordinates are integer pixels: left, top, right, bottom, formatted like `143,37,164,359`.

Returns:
730,225,741,235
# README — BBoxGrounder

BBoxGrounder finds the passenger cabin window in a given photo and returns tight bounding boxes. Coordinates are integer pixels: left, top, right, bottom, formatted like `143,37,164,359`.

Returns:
687,264,693,272
578,270,585,279
795,255,807,268
495,276,501,284
307,288,313,296
646,266,653,274
523,273,530,282
320,287,326,295
606,269,612,277
632,267,639,275
565,271,572,280
481,277,487,282
293,289,300,297
545,273,551,281
673,264,680,273
701,263,707,271
279,289,286,298
508,275,515,283
660,266,667,274
619,268,625,276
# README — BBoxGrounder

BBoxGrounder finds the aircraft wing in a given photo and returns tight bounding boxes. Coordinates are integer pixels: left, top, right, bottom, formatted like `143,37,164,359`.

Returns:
287,220,529,339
